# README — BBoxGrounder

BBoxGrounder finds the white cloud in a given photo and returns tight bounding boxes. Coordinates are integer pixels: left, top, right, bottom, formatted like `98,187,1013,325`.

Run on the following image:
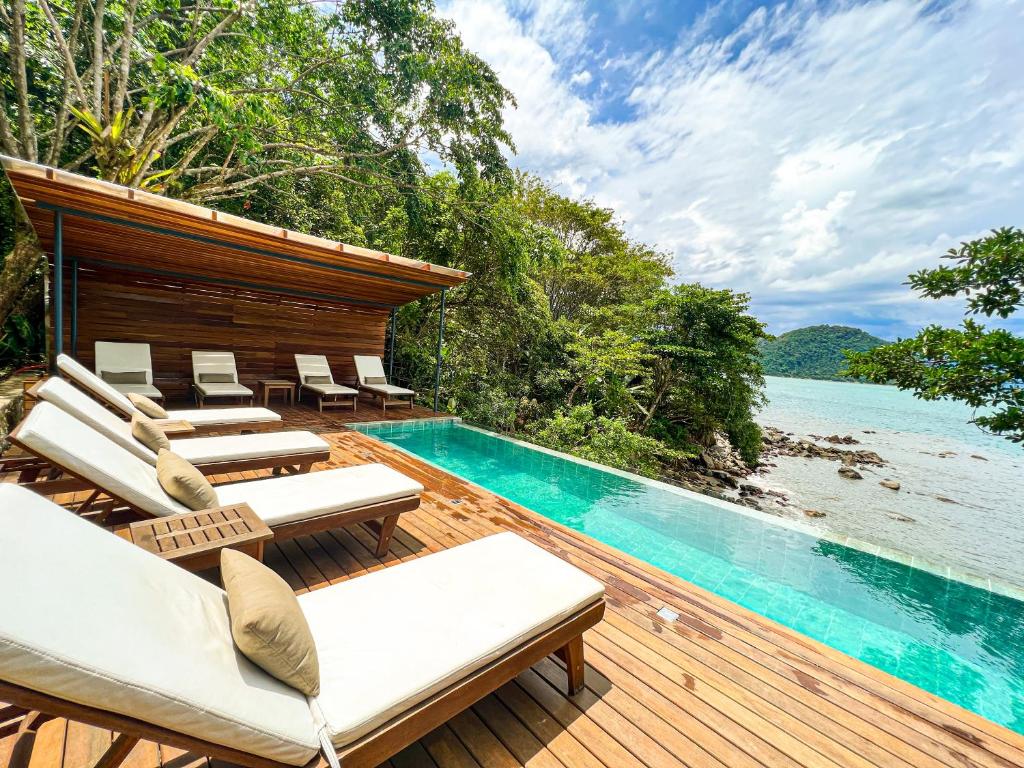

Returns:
440,0,1024,337
569,70,593,86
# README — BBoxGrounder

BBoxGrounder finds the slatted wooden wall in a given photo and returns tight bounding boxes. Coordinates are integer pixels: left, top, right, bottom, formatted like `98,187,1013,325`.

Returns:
60,266,390,400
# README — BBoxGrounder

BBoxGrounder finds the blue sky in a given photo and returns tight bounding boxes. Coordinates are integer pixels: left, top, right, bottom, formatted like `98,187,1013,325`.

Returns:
438,0,1024,338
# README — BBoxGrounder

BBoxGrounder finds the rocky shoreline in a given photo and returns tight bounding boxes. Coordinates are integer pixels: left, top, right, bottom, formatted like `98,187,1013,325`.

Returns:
664,425,897,519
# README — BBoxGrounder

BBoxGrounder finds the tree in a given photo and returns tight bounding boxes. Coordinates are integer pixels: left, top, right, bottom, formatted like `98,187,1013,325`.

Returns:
0,0,515,345
641,285,768,464
845,228,1024,443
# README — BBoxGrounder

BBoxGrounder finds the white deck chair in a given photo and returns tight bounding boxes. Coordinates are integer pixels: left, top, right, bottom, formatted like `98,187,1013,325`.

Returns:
31,377,330,477
192,350,254,407
10,402,422,555
94,341,164,401
11,403,423,552
353,355,415,412
295,354,358,412
0,484,604,768
57,354,281,434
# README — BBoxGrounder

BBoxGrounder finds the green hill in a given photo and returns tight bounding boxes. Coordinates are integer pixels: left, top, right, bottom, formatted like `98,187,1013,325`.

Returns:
759,325,886,380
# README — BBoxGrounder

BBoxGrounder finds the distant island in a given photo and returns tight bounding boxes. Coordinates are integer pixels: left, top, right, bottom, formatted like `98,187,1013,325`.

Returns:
759,325,886,380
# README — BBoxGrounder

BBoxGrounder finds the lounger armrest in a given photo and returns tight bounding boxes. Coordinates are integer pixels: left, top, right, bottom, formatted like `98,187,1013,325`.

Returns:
153,419,196,436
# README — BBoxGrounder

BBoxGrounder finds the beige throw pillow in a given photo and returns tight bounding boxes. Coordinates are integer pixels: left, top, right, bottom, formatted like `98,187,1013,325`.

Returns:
101,370,147,384
156,449,218,510
127,392,168,419
131,413,170,453
365,376,387,385
221,549,320,696
199,372,235,383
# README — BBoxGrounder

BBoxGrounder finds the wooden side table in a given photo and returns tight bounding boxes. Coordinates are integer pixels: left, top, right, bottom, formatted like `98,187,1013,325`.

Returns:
152,419,196,437
119,504,273,572
258,379,296,407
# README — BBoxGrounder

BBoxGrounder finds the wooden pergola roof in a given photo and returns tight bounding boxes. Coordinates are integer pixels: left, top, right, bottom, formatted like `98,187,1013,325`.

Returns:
1,156,469,309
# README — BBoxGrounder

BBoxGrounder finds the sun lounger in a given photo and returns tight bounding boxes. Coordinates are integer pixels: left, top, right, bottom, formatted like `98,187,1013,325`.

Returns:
0,484,604,768
9,402,421,554
353,354,415,412
192,350,255,407
295,354,359,412
26,378,329,482
94,341,164,401
57,353,281,434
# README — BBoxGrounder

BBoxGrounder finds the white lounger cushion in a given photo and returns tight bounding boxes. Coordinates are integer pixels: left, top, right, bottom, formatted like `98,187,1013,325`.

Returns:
353,355,414,396
17,403,419,525
0,485,320,765
361,382,415,396
303,532,604,747
33,377,152,462
173,432,329,465
58,353,279,426
94,341,164,400
215,463,423,527
194,381,254,398
16,403,190,517
35,377,325,466
111,382,164,398
303,382,358,396
164,406,280,426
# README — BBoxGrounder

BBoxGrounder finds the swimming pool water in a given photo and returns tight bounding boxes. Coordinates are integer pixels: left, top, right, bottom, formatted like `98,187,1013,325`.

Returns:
357,419,1024,734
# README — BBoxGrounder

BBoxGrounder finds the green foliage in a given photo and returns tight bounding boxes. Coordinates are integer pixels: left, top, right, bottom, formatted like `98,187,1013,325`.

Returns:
529,405,688,478
1,0,772,482
760,325,886,380
641,285,769,462
846,229,1024,443
0,313,44,365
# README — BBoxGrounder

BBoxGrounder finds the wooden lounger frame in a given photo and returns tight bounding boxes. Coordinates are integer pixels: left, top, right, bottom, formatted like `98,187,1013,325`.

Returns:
0,599,604,768
58,371,280,434
359,385,415,413
298,383,358,413
7,423,416,558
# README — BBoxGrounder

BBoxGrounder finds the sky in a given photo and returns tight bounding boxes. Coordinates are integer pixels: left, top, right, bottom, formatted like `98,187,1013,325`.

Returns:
437,0,1024,338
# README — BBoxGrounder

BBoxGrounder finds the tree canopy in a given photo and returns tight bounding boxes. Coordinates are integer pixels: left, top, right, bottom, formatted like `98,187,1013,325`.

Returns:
846,228,1024,444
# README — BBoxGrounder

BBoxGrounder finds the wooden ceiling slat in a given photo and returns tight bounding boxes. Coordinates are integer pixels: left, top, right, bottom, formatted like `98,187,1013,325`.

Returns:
2,156,469,308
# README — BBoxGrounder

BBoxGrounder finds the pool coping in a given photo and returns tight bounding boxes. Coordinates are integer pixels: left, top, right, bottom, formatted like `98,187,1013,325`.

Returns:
349,417,1024,602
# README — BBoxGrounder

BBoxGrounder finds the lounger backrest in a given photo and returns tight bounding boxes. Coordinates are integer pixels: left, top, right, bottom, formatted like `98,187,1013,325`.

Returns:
34,377,156,464
193,350,240,384
94,341,155,385
56,353,137,417
0,485,320,765
12,403,186,517
295,354,335,385
353,355,387,386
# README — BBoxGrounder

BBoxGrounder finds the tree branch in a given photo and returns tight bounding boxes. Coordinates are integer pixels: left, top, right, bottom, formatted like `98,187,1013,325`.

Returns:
8,0,37,159
113,0,139,113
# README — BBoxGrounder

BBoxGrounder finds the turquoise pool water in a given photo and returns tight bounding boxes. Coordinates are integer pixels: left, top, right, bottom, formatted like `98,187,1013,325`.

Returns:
356,419,1024,733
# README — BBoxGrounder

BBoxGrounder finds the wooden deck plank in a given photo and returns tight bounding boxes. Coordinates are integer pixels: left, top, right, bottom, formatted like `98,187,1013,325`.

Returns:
4,406,1024,768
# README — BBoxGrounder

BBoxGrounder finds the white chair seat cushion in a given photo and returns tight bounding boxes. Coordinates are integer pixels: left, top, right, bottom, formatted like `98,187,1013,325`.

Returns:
362,383,415,396
0,485,320,765
194,382,254,397
15,403,188,517
173,432,330,465
302,532,604,747
303,382,358,396
214,464,424,527
110,382,164,399
165,407,281,426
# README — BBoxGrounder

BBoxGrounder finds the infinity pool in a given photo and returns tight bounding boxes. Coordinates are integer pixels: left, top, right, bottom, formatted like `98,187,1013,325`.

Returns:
355,419,1024,734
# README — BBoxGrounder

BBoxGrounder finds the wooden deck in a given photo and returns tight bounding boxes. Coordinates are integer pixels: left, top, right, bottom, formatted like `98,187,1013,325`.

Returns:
4,406,1024,768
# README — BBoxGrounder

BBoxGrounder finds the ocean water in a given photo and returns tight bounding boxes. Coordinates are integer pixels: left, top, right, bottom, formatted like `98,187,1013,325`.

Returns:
757,376,1024,586
357,419,1024,734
